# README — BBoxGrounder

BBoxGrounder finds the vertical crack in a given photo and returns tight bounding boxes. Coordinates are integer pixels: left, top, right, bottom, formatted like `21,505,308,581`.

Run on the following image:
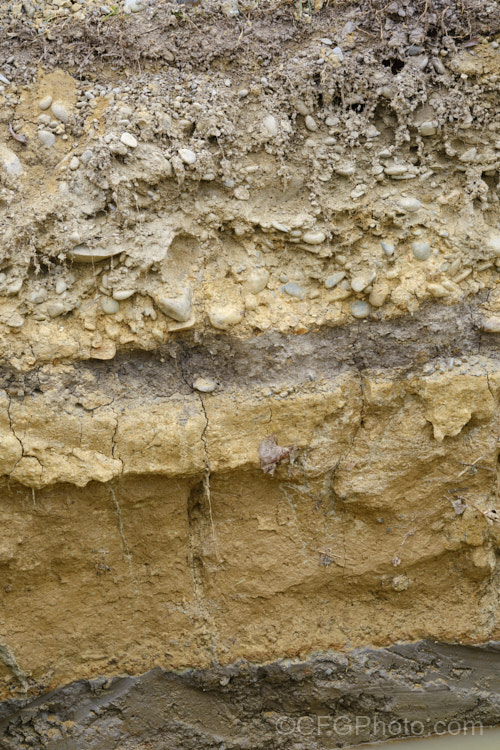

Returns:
110,485,139,595
197,392,221,563
187,479,219,663
7,396,24,475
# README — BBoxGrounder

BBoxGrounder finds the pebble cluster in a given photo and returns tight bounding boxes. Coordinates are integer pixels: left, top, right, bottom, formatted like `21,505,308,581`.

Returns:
0,0,499,361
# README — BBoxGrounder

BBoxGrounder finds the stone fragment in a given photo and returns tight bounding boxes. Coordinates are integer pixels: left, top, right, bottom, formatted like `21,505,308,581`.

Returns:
486,235,500,257
350,300,371,319
209,305,243,329
124,0,147,12
248,269,269,294
0,145,23,176
481,317,500,333
47,302,65,318
351,270,376,293
262,115,278,138
156,290,192,322
324,272,346,289
90,342,116,360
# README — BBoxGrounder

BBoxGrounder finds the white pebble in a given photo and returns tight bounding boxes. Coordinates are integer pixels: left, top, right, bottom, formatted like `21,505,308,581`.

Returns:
399,197,422,212
120,132,138,149
305,115,318,132
178,148,197,165
262,115,278,138
481,317,500,333
419,121,436,136
38,95,53,111
193,377,217,393
112,289,135,301
0,145,23,176
302,230,326,245
69,156,80,170
51,102,69,124
209,305,243,329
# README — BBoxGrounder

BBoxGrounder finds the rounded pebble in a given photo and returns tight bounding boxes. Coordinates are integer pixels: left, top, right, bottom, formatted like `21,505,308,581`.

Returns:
38,95,53,111
283,282,304,299
112,289,135,301
6,279,23,296
419,121,436,136
102,298,120,314
399,197,422,212
302,230,326,245
427,283,448,298
120,132,138,149
305,115,318,132
51,102,69,124
193,377,217,393
47,301,65,318
350,300,371,319
334,163,355,176
69,156,80,170
178,148,197,165
0,146,23,176
411,241,431,261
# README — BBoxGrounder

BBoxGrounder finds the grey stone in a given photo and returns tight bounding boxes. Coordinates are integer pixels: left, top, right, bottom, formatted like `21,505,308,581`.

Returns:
412,241,431,261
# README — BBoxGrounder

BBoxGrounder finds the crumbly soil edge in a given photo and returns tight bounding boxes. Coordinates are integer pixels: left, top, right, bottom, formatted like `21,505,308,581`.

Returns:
1,640,500,750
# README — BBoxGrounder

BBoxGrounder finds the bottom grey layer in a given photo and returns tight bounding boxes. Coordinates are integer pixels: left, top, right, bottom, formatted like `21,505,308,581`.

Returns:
1,640,499,749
